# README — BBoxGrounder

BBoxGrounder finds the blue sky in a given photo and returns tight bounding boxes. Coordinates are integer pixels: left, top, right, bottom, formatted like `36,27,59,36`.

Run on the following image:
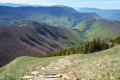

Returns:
0,0,120,9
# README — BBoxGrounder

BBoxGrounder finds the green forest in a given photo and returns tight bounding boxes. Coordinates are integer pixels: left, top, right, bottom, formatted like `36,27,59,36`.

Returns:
39,36,120,58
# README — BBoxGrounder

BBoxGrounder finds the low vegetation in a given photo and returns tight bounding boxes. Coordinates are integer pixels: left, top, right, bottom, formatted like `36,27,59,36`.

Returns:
0,56,63,80
68,45,120,79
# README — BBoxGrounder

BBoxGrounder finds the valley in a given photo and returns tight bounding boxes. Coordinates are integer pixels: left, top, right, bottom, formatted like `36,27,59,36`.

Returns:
0,6,100,28
0,2,120,80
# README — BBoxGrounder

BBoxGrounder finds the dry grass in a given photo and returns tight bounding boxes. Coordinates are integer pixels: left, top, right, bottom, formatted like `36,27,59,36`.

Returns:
1,45,120,80
69,45,120,80
0,56,63,80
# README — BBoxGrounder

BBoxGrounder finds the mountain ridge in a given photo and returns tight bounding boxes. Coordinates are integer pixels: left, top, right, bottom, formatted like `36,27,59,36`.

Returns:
0,6,101,28
78,7,120,21
0,21,85,67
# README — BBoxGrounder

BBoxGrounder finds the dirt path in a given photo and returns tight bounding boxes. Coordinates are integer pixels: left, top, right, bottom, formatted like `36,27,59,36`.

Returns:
21,56,77,80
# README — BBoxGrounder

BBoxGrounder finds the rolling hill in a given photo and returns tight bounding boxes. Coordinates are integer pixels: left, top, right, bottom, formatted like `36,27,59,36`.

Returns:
73,19,120,40
0,21,85,67
78,7,120,21
0,6,101,28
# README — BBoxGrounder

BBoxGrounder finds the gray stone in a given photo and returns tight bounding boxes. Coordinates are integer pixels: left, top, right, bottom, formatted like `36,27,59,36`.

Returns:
44,74,61,78
33,77,61,80
38,70,58,75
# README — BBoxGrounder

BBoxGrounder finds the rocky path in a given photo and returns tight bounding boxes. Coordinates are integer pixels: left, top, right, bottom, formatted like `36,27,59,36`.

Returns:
22,57,77,80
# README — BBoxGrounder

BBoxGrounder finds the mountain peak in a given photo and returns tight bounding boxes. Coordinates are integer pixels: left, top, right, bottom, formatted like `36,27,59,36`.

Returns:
52,5,67,7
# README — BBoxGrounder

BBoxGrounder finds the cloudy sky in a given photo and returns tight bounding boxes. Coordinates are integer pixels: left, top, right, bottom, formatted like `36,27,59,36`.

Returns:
0,0,120,9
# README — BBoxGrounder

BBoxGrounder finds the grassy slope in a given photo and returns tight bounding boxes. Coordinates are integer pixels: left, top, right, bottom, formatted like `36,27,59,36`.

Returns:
1,45,120,79
73,19,120,40
69,45,120,79
60,29,86,47
0,56,63,80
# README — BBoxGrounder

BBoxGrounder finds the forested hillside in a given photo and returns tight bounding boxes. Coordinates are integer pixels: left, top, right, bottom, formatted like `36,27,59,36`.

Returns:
0,21,85,67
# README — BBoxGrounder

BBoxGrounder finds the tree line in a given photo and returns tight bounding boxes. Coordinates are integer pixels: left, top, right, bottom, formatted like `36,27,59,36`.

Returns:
110,36,120,44
38,38,117,58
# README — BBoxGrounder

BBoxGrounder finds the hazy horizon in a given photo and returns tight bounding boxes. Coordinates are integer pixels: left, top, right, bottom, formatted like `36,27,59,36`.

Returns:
0,0,120,9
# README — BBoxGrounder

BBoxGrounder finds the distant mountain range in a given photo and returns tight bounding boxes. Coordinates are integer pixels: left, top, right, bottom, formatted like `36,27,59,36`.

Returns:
78,7,120,21
0,6,101,28
0,3,39,7
73,19,120,40
0,21,85,67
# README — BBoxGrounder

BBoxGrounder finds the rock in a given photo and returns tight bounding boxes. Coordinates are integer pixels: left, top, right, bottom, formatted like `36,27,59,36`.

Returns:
44,74,61,78
62,74,70,79
33,77,60,80
97,63,101,66
41,67,46,70
46,67,61,71
21,76,34,79
38,70,58,75
31,71,39,75
26,58,72,80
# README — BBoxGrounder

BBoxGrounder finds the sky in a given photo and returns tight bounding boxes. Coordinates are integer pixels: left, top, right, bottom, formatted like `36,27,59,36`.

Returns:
0,0,120,9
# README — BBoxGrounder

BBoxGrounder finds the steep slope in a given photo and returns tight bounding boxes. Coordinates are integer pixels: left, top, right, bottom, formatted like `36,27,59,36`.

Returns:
0,6,101,28
0,21,85,67
73,19,120,40
78,7,120,21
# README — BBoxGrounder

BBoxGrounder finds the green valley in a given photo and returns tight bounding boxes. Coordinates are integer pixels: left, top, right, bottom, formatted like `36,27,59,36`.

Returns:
0,6,100,28
73,19,120,40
